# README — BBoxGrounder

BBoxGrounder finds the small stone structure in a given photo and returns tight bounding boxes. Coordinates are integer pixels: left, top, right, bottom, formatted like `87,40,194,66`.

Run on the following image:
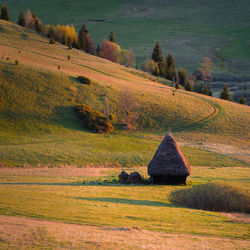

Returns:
118,171,143,184
127,172,143,184
148,133,191,185
118,171,129,183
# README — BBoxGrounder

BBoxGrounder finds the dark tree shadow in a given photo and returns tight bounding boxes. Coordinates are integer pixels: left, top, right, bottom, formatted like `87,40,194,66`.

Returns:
75,197,174,207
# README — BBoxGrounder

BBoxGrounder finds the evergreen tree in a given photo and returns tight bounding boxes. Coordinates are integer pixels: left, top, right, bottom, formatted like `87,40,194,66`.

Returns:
152,63,160,76
178,68,186,87
96,43,100,56
239,96,246,105
159,59,167,77
185,80,193,91
17,9,25,26
0,4,10,21
166,54,176,81
35,18,42,32
152,42,163,63
78,24,95,54
220,84,231,101
203,83,210,96
151,42,166,77
109,31,116,43
49,28,55,44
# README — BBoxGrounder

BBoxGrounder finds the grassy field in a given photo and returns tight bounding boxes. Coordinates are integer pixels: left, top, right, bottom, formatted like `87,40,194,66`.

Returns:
0,16,249,249
4,0,250,75
0,166,249,248
0,19,249,167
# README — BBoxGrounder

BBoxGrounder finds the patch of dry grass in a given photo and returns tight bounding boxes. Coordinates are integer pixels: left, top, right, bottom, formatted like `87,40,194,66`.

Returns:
170,182,250,213
0,215,249,249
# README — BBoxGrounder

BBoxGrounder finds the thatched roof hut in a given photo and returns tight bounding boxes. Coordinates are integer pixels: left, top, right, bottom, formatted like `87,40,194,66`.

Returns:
148,133,191,185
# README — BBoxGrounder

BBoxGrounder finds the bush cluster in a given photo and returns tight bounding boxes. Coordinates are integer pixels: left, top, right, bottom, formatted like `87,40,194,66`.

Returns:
77,76,92,85
75,104,114,133
169,182,250,213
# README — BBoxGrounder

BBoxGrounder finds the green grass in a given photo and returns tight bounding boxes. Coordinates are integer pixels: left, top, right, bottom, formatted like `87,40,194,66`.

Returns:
0,20,249,167
4,0,250,75
0,166,249,239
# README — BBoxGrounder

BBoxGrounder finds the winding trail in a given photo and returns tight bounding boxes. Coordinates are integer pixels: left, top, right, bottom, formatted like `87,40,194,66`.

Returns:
0,42,222,132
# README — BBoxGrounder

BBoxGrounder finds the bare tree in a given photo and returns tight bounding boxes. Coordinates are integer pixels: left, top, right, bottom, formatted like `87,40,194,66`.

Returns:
198,57,213,83
119,87,139,130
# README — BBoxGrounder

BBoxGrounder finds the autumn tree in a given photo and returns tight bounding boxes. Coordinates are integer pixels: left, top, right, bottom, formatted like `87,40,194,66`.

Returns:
0,4,10,21
99,40,121,63
109,31,116,43
141,59,159,75
166,54,176,81
198,57,213,83
121,49,136,67
119,87,139,130
220,84,231,101
25,9,35,29
17,9,25,26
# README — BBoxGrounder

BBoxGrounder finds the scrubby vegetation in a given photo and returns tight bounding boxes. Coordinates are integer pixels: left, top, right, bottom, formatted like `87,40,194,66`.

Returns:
170,182,250,213
77,76,92,85
75,104,114,133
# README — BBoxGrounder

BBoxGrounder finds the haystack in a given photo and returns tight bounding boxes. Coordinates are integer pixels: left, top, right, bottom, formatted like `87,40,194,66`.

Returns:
148,133,191,185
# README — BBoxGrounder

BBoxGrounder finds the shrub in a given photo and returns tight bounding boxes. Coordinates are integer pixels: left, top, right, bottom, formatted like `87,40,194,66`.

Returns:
77,76,92,85
75,104,114,133
58,65,60,70
15,60,19,65
169,182,250,213
67,55,71,60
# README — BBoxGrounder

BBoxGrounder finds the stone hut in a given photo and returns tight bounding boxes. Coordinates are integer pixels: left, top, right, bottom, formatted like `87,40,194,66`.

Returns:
148,133,191,185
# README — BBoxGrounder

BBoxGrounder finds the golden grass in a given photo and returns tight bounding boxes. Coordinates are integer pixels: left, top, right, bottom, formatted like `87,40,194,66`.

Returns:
0,215,249,249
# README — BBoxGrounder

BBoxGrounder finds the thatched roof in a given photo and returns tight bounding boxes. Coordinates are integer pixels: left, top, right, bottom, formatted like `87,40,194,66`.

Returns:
148,134,191,177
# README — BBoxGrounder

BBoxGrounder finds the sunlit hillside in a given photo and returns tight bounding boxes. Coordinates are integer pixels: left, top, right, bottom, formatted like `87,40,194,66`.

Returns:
0,20,249,167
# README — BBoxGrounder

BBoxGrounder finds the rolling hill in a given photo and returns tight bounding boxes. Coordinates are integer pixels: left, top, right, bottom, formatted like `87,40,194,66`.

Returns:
4,0,250,74
0,19,249,167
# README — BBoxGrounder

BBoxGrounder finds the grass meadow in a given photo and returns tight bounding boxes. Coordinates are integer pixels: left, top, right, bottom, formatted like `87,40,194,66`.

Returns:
0,17,249,249
0,20,249,167
0,166,249,248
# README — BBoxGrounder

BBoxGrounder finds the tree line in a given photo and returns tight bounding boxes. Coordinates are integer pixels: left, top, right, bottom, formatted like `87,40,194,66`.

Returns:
1,4,246,104
141,42,245,103
0,4,135,68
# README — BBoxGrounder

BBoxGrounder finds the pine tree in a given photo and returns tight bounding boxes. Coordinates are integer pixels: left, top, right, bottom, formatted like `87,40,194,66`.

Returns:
17,9,25,26
185,80,193,91
220,84,231,101
166,54,176,81
96,43,100,56
109,31,116,43
151,42,166,77
35,18,42,32
239,96,246,105
152,42,163,63
49,28,55,44
178,68,186,87
78,24,95,54
0,4,10,21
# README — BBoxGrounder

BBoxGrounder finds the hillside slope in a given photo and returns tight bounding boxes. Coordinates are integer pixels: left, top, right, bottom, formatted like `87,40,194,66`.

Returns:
4,0,250,74
0,20,249,167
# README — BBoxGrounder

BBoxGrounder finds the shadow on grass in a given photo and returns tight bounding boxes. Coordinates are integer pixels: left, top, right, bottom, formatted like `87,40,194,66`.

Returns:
0,181,148,187
75,197,174,207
